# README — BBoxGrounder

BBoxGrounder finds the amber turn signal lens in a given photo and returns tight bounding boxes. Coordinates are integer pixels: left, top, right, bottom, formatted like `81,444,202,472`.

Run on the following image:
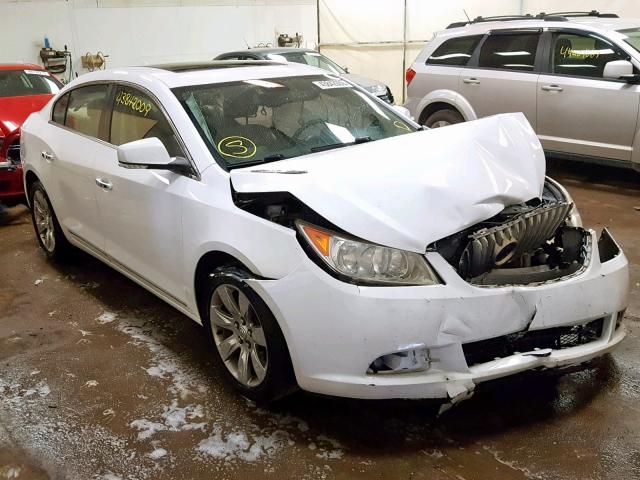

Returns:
302,224,331,257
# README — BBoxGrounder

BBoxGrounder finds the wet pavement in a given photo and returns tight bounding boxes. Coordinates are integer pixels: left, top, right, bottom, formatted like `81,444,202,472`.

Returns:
1,161,639,480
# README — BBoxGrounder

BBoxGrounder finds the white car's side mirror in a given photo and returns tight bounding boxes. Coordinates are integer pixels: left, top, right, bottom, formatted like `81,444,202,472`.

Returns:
391,105,413,120
117,137,191,174
603,59,633,80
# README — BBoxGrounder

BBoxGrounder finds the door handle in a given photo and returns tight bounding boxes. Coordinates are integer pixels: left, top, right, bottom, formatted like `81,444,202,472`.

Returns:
41,151,54,161
541,85,563,92
95,178,113,191
463,77,480,85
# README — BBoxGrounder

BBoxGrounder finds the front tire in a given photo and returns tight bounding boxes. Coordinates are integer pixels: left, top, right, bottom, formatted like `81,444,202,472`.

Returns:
29,181,71,261
423,108,464,128
202,266,297,402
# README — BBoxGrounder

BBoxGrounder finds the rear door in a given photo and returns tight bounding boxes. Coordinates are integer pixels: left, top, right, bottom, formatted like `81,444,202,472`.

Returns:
408,34,484,112
44,83,111,252
458,29,542,129
92,83,194,304
536,29,640,161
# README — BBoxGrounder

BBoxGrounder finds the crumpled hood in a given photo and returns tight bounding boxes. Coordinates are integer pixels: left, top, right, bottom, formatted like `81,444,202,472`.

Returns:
230,113,545,253
0,95,53,136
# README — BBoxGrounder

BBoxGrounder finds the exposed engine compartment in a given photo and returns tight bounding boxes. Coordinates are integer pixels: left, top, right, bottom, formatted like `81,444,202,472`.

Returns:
233,178,590,287
431,180,589,286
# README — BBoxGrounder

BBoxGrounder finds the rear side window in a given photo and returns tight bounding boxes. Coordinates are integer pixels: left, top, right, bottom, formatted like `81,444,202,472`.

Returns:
426,35,483,66
64,84,110,138
478,33,540,71
109,86,184,157
551,32,628,78
52,93,70,124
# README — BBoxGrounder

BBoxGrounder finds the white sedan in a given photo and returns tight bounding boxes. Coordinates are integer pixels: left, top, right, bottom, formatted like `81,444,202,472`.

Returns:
21,61,629,404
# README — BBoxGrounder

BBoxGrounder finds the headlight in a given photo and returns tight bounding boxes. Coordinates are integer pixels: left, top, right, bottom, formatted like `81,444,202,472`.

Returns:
365,84,388,97
297,221,440,285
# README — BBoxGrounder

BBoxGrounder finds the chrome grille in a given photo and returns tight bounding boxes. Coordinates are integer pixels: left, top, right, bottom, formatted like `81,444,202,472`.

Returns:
460,202,572,278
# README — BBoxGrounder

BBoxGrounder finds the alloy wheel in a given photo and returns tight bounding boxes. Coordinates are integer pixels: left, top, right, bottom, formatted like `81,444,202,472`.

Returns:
210,284,268,387
33,190,55,253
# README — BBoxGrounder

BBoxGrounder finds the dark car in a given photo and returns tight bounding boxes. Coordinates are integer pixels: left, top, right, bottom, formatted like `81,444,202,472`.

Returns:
214,48,394,104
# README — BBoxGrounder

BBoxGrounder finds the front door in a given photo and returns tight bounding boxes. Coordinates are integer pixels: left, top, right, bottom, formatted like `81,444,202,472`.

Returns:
458,30,542,129
93,84,192,304
537,30,640,161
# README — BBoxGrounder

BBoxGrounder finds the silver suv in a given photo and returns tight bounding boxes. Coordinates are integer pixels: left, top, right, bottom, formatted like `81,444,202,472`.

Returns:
404,11,640,171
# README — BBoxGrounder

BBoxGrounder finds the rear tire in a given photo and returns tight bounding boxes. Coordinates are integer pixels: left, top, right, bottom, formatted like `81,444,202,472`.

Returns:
423,109,464,128
28,181,71,261
202,266,297,402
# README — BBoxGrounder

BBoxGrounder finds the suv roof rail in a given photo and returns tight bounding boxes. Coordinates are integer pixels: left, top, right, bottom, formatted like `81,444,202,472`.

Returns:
536,10,619,19
446,10,619,29
446,14,535,29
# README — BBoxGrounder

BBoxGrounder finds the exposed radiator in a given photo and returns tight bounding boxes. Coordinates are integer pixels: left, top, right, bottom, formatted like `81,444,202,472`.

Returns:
460,202,572,278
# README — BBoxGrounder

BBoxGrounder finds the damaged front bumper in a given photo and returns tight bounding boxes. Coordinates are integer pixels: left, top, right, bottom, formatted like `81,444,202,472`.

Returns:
247,228,628,401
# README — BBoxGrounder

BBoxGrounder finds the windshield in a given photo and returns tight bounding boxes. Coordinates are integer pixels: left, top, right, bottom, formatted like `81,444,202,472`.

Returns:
0,70,61,98
173,74,417,168
619,27,640,53
269,51,346,75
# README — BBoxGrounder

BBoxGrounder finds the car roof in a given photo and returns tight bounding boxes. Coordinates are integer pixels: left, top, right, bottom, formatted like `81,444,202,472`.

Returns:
0,63,47,71
67,60,326,90
439,16,640,37
216,47,316,58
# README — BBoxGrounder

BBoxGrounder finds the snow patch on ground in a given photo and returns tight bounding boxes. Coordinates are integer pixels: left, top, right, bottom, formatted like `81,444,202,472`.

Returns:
482,444,543,479
96,311,117,324
130,401,206,440
148,448,168,459
116,319,206,400
197,426,288,462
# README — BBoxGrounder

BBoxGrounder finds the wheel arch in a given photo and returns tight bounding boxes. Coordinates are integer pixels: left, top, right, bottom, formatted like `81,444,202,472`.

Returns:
24,169,41,207
193,249,266,323
417,89,477,125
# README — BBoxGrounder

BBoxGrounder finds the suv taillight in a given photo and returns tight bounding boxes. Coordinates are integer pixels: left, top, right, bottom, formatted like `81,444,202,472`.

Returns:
405,68,416,86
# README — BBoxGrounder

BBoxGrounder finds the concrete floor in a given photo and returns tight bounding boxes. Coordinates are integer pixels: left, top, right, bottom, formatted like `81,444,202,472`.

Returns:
1,161,639,480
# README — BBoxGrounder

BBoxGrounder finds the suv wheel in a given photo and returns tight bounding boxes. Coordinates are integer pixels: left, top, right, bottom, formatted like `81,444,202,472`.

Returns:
29,181,71,261
424,109,464,128
202,266,297,402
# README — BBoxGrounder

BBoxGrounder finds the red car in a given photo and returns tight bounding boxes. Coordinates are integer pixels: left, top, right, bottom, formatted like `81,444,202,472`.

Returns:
0,64,62,205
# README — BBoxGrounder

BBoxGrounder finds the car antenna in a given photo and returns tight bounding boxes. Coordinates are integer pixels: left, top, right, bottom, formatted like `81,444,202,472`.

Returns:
463,9,471,22
244,38,250,49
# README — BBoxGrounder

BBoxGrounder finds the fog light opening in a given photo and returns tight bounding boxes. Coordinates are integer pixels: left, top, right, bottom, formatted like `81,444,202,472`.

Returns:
368,346,431,374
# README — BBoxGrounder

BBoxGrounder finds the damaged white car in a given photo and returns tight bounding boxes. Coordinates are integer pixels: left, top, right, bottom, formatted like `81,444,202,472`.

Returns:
21,61,629,404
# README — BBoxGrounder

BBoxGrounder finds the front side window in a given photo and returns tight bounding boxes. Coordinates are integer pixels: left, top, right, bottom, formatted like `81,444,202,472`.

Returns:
0,70,62,98
478,33,540,71
64,84,110,138
110,86,184,157
426,35,483,66
551,32,628,78
276,52,346,74
173,75,417,168
619,27,640,53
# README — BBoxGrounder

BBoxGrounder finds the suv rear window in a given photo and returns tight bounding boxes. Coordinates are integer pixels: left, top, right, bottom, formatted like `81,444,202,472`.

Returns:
426,35,483,66
478,33,540,71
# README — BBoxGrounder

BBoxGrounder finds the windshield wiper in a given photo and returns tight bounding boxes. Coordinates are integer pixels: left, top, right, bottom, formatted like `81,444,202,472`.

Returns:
310,136,372,153
226,153,286,170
